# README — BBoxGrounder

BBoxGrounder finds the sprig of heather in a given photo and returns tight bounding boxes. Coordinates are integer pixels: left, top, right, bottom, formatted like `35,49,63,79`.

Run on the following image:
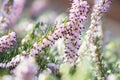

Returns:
0,51,27,68
79,0,112,79
0,23,65,68
0,0,90,68
79,0,112,55
0,23,41,68
89,0,112,36
0,0,26,33
29,23,65,57
0,32,16,53
79,0,112,57
90,0,112,79
63,0,89,64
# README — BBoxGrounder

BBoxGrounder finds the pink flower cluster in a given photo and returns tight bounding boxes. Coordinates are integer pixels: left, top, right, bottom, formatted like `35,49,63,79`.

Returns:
69,0,89,22
91,0,112,26
0,32,16,53
88,0,112,43
95,0,112,13
64,0,89,63
30,0,90,64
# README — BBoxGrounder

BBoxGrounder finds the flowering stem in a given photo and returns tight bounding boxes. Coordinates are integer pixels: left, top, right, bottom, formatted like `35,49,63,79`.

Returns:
89,0,112,79
79,0,112,79
93,37,105,80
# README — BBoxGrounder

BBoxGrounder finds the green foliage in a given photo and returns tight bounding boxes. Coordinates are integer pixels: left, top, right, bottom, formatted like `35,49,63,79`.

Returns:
102,39,120,79
0,69,9,76
60,57,93,80
36,46,59,70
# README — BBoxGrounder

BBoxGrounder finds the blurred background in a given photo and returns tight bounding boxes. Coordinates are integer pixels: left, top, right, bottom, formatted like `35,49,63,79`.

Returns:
23,0,120,39
0,0,119,39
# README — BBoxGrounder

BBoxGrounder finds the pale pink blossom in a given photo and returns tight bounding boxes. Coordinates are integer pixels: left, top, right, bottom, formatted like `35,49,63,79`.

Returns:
0,32,16,52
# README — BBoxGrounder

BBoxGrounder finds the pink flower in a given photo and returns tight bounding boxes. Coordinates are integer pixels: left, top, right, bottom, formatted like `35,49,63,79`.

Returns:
0,32,16,52
64,0,89,64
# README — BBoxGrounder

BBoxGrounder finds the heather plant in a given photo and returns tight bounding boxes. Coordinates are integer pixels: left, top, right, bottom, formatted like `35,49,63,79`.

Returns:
0,0,119,80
